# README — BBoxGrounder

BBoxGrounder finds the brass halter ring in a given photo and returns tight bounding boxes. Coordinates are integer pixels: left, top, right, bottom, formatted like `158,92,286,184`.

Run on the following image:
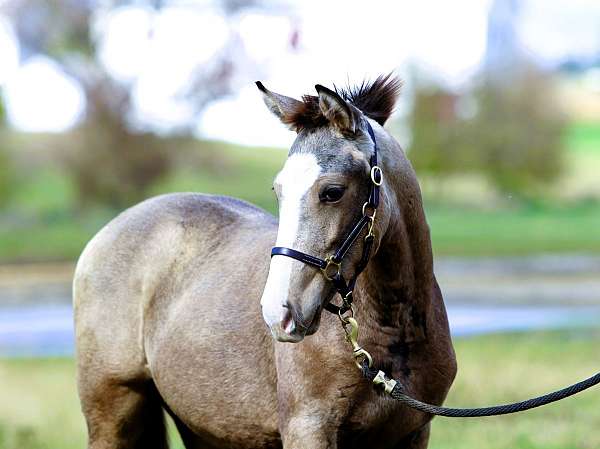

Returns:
366,219,376,240
321,256,341,281
370,166,383,186
362,202,377,240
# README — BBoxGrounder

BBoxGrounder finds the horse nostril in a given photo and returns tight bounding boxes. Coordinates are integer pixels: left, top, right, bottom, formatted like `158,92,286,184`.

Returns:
281,308,295,334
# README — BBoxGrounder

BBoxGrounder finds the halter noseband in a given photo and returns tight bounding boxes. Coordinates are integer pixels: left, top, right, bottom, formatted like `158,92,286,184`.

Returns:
270,121,383,315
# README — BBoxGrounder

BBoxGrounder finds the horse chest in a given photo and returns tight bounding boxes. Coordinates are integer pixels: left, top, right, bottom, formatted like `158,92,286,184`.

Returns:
334,383,426,447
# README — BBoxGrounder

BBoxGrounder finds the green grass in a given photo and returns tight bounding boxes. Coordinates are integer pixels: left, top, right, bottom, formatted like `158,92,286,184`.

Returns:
0,358,84,449
1,330,599,448
565,121,600,154
430,330,600,449
427,204,600,256
0,213,111,263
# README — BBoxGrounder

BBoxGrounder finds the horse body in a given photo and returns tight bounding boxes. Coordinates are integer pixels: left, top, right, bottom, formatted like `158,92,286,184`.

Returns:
74,75,456,448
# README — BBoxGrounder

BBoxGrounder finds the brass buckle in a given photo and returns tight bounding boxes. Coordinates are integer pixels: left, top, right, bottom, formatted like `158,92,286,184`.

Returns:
321,256,341,281
366,217,376,240
362,202,377,219
370,166,383,186
362,202,377,239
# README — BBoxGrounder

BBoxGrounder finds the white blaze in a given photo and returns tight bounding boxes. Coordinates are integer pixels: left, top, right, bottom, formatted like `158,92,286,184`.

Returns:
261,153,321,329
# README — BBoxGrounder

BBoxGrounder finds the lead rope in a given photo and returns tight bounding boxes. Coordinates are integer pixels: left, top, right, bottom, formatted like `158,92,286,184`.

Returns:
337,310,600,417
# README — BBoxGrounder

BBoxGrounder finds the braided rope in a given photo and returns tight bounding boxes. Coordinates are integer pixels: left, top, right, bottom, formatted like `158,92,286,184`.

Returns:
361,361,600,417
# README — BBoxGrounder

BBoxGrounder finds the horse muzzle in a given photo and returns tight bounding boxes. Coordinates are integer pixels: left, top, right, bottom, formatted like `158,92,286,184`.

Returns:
262,307,300,342
261,298,322,343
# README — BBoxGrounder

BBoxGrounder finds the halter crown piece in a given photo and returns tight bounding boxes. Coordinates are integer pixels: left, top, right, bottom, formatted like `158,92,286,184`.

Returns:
270,121,382,315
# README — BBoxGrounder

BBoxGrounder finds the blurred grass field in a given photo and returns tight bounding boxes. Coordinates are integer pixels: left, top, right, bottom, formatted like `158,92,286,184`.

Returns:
1,330,599,449
0,122,598,262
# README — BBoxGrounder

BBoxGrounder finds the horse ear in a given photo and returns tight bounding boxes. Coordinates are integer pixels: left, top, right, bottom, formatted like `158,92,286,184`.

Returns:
256,81,303,126
315,84,359,133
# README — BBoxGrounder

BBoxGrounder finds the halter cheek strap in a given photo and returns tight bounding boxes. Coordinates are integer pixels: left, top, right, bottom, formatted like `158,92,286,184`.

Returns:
270,121,382,315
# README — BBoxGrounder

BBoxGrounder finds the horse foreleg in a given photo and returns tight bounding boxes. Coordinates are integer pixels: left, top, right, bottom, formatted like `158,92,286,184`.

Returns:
78,376,169,449
394,424,431,449
280,412,337,449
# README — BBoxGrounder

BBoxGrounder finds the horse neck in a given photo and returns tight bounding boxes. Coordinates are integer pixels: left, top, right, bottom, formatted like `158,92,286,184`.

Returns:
354,149,435,339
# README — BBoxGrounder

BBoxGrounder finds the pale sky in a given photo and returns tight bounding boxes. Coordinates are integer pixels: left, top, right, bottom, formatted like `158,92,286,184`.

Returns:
0,0,599,146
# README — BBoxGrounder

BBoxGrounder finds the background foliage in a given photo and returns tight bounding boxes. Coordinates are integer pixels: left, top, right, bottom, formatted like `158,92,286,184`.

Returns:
409,69,567,202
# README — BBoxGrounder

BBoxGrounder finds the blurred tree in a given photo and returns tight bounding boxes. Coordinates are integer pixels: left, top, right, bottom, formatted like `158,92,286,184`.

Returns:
408,89,476,195
409,68,566,202
0,148,12,206
0,92,13,206
63,79,171,208
467,70,566,199
2,0,272,208
0,92,6,124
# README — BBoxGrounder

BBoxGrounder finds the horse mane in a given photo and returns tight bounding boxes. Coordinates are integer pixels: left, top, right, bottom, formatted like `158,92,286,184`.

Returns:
281,73,402,131
336,73,402,126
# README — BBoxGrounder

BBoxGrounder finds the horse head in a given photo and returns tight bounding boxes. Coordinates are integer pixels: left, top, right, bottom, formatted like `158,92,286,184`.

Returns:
257,74,403,342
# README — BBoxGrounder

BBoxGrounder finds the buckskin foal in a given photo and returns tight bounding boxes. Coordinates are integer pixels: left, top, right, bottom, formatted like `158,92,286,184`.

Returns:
74,74,456,449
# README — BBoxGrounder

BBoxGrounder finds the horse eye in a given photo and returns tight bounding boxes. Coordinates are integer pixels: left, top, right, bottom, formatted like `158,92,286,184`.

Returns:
319,186,346,203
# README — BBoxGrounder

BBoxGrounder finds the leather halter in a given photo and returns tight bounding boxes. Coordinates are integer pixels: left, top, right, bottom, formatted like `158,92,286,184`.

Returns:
271,121,382,315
